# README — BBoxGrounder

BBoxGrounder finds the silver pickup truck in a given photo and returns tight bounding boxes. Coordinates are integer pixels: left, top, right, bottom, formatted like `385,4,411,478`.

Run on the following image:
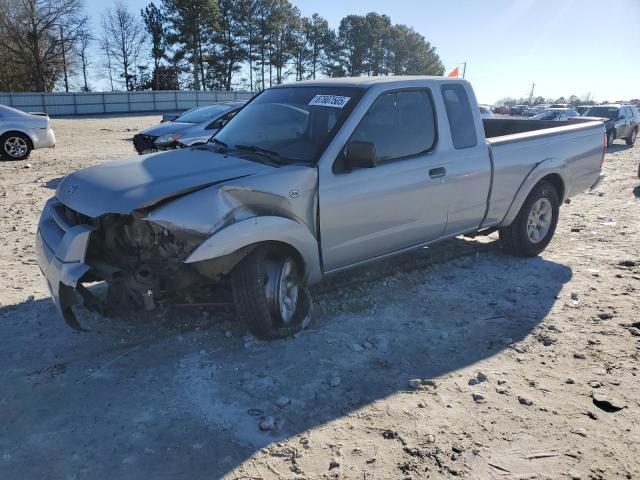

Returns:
36,77,605,338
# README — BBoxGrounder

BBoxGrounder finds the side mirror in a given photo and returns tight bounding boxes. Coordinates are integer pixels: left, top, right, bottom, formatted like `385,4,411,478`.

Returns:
345,141,377,170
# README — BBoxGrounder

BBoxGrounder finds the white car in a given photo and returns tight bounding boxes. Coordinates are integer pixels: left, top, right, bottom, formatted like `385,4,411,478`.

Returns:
530,108,579,121
0,105,55,160
479,105,494,119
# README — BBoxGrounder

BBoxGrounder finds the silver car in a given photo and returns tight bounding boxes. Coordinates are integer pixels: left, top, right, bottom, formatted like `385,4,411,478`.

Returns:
0,105,56,160
132,102,244,154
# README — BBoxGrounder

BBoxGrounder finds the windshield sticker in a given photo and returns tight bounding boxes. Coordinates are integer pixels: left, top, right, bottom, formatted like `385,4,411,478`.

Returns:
309,95,351,108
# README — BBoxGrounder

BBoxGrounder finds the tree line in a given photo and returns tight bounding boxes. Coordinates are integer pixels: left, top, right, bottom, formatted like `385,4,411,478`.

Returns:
0,0,445,93
495,94,598,108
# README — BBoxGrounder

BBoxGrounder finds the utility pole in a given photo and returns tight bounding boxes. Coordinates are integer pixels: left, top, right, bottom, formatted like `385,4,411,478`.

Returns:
60,25,69,92
528,83,535,104
462,62,467,79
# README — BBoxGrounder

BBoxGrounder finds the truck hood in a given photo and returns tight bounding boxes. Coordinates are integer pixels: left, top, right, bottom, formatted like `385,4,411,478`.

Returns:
56,148,275,218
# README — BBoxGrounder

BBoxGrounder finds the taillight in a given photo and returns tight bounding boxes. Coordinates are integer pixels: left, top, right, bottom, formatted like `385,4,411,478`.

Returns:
600,132,606,169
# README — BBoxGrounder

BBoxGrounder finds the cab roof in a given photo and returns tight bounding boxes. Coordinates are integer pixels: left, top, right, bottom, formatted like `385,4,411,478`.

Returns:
271,76,463,89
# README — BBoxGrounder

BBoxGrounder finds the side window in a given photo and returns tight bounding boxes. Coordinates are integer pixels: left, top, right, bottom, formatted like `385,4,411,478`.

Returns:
441,84,477,149
349,89,436,162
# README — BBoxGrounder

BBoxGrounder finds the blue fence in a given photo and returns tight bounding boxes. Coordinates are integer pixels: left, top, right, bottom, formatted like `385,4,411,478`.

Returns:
0,90,255,116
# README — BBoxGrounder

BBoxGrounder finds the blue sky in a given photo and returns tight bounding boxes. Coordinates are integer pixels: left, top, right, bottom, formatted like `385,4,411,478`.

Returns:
84,0,640,103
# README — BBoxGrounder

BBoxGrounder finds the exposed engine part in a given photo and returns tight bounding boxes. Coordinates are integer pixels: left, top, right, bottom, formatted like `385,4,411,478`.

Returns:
85,213,206,313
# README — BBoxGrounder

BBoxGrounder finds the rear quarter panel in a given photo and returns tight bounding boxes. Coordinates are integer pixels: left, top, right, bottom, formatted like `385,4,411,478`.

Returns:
485,121,604,227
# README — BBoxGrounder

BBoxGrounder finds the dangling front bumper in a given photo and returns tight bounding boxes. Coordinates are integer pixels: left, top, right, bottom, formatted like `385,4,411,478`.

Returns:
35,198,94,330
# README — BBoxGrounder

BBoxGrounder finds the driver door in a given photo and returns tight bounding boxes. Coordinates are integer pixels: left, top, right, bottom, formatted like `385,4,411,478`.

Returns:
318,89,449,271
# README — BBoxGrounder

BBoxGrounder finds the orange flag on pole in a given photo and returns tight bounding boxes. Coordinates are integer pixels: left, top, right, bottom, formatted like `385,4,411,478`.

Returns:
447,67,459,78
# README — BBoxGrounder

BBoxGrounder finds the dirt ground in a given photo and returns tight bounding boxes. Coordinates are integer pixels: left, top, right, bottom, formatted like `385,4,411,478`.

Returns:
1,114,639,480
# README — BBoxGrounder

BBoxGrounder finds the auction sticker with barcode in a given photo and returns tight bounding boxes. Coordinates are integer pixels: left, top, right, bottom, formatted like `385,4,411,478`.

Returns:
309,95,351,108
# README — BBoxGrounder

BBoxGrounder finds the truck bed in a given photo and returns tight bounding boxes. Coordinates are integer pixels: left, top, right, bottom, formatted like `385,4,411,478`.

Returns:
483,118,600,140
481,118,605,229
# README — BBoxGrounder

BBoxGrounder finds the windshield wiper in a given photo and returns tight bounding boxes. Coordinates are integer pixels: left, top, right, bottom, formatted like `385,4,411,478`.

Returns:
233,144,288,165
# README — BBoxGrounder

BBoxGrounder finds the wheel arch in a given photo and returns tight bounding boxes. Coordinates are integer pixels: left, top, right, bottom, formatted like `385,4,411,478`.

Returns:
499,162,568,228
539,173,565,202
184,215,323,284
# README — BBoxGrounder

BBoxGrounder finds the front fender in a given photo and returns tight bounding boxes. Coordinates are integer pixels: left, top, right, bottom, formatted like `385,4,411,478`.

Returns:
184,215,323,284
499,158,567,227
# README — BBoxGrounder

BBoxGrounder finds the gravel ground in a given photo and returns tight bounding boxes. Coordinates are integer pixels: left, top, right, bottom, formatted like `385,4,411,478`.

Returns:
1,114,639,479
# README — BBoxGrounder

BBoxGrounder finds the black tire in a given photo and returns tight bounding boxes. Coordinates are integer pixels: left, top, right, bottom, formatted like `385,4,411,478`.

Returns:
0,132,31,160
499,180,560,257
606,130,615,148
231,245,311,339
626,127,638,147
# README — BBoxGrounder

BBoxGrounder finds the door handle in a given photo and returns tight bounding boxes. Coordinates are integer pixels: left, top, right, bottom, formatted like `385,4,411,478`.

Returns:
429,167,446,179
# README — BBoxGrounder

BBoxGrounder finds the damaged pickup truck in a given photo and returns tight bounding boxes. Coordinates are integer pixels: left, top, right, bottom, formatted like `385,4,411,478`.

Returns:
36,76,606,339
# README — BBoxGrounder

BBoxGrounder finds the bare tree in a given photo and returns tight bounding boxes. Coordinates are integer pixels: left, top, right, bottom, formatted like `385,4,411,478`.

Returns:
99,15,115,91
0,0,86,91
101,1,146,91
75,26,92,91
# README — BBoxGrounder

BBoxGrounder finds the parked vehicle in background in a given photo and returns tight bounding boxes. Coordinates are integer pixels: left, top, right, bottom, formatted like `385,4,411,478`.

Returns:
510,104,528,115
479,105,494,119
37,76,606,339
132,101,245,154
575,105,591,115
524,105,546,117
530,108,579,121
161,107,199,123
550,103,571,109
494,105,511,114
0,105,55,160
581,104,638,147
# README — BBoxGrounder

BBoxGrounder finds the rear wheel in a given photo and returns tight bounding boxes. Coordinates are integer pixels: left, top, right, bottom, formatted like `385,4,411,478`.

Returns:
231,245,311,339
499,181,560,257
626,128,637,146
1,132,31,160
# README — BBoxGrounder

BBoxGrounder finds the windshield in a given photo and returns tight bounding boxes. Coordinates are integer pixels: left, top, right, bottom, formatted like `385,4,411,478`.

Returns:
176,104,234,123
582,106,618,119
479,106,490,114
214,86,363,165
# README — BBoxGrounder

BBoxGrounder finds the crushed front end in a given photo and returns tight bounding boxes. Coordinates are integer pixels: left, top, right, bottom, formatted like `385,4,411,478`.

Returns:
36,198,207,330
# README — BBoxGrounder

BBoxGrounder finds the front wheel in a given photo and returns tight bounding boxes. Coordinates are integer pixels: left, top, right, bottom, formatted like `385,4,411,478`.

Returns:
499,181,560,257
231,245,311,339
1,132,31,160
626,128,638,147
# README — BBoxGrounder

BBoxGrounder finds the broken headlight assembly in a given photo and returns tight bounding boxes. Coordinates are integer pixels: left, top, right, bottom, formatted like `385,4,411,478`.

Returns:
154,132,183,149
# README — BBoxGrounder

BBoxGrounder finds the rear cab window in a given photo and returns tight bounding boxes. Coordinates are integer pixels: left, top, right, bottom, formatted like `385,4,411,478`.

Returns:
441,83,477,149
347,89,437,164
